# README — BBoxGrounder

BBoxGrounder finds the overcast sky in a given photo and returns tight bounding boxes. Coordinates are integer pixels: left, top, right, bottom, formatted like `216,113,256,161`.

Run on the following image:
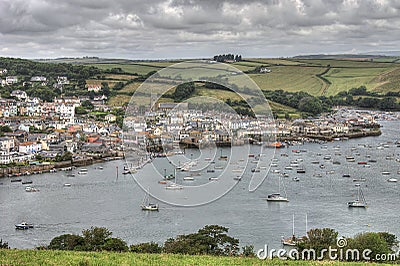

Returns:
0,0,399,59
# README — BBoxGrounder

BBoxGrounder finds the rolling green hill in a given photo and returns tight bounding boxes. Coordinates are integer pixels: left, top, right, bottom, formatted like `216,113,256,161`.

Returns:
38,56,400,113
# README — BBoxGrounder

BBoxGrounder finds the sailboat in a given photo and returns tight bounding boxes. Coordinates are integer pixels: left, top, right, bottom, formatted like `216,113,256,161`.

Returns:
282,214,296,246
348,184,367,208
282,214,308,246
141,189,159,211
266,175,289,202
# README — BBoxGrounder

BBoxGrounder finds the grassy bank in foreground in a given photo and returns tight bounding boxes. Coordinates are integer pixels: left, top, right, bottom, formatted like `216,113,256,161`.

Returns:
0,250,393,266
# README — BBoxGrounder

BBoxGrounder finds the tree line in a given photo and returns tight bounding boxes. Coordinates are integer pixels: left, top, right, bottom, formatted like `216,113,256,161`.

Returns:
213,54,242,62
42,225,249,256
2,225,399,262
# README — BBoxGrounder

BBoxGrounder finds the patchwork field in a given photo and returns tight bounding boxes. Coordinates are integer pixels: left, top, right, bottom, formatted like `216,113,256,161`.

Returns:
79,57,400,112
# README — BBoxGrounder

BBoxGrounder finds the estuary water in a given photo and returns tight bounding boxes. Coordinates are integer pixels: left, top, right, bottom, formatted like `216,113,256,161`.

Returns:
0,120,399,250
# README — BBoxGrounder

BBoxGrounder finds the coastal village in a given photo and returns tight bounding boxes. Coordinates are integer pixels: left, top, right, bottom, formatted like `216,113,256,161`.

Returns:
0,67,397,177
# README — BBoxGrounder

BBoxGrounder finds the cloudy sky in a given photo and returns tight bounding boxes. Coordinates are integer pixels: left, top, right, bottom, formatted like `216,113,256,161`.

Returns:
0,0,399,59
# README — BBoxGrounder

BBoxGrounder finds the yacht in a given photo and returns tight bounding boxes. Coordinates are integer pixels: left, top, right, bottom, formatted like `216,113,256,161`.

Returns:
266,175,289,202
141,189,159,211
348,184,367,208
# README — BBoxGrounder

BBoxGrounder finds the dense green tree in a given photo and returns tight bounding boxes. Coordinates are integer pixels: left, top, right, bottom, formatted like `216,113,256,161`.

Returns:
0,239,9,249
241,245,255,257
377,232,398,251
346,232,391,261
48,234,85,251
297,228,338,259
164,225,239,256
298,97,323,115
82,227,112,251
102,238,128,252
130,242,163,253
173,82,195,102
81,100,94,110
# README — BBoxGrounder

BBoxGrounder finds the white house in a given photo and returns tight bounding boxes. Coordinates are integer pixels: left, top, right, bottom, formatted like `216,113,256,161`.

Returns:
87,84,102,92
0,137,15,152
105,114,116,123
260,67,272,73
5,76,18,85
31,76,47,82
10,90,28,101
18,141,42,154
57,76,69,85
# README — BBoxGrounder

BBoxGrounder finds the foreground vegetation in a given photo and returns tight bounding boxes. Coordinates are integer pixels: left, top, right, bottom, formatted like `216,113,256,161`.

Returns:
3,249,396,266
1,225,398,265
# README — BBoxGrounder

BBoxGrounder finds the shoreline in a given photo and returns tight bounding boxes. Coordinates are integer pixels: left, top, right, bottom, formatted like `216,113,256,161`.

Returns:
0,152,124,178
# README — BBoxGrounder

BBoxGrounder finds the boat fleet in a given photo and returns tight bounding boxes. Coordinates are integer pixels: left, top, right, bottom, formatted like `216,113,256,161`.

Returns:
265,140,400,212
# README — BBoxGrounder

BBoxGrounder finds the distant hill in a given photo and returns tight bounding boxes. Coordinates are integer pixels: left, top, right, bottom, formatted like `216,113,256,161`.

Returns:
292,54,396,60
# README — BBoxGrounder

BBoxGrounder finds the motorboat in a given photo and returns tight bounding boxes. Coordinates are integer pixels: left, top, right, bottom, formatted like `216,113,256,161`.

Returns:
15,222,34,230
266,193,289,202
25,186,39,192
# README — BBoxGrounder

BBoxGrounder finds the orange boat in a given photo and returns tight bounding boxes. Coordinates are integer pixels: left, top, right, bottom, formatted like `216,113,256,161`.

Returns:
267,142,284,148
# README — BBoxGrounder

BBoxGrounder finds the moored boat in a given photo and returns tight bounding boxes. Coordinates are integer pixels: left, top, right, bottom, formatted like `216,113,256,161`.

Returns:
15,222,34,230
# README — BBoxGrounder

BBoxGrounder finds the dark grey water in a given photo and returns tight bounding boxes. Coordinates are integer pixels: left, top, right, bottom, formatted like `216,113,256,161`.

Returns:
1,120,399,250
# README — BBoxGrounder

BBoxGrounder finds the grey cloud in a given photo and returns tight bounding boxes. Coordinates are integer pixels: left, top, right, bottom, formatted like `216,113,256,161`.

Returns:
0,0,399,58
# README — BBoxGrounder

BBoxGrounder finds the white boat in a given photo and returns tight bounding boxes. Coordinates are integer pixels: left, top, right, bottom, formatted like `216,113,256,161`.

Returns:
285,166,293,170
141,189,159,211
183,176,194,181
78,169,88,175
25,186,39,192
233,176,242,181
232,169,242,173
292,177,300,182
165,183,183,190
15,221,34,230
387,178,398,183
382,171,391,175
64,183,71,187
209,177,219,181
352,178,366,182
266,175,289,202
348,184,367,208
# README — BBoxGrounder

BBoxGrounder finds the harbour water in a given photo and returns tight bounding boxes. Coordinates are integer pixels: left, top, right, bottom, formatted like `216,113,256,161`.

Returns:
0,120,399,250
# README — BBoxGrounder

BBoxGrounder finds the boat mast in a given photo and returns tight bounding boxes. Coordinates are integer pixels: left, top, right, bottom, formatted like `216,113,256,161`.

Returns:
292,214,295,237
305,213,308,236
